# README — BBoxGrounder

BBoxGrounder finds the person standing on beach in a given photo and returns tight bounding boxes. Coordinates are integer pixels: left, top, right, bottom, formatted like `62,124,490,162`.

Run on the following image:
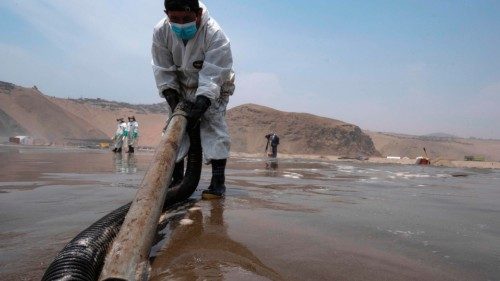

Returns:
112,118,127,153
126,116,139,153
265,132,280,158
151,0,235,199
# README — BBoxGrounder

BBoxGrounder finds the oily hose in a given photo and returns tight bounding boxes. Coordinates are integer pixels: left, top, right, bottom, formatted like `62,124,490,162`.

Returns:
42,124,202,281
164,121,202,206
41,203,131,281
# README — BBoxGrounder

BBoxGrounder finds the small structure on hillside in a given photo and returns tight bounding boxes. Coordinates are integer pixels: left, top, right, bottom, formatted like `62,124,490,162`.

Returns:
464,155,485,162
387,156,401,160
9,136,33,145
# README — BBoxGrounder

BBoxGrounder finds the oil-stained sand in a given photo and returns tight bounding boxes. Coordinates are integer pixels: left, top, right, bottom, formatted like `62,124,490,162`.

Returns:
1,146,499,280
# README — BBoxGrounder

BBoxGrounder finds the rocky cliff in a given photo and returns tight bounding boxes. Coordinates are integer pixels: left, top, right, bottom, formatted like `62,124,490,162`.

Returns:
227,104,379,156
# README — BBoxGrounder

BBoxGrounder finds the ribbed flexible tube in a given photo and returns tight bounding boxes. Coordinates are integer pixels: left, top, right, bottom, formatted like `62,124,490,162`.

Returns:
42,124,202,281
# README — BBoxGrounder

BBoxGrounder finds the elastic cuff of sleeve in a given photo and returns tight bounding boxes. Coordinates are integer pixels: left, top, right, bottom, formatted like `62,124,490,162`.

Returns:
196,95,212,107
159,85,179,97
163,88,178,97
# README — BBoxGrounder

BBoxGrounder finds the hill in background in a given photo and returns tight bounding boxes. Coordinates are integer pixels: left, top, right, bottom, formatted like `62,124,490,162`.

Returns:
422,132,459,139
0,82,379,157
2,81,500,161
227,104,378,156
367,131,500,161
0,82,107,144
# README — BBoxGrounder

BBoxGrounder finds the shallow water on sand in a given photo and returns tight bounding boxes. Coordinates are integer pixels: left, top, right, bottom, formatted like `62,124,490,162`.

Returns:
1,146,499,280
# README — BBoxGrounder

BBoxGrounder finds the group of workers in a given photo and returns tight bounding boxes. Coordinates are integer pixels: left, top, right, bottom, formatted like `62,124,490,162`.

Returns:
112,116,139,153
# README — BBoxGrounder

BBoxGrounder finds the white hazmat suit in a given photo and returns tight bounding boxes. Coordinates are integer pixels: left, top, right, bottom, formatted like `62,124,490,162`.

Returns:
127,121,139,147
152,2,235,163
113,121,127,150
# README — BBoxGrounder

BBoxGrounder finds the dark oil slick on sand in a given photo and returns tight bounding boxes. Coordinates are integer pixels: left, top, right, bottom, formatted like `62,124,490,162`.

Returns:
0,145,499,280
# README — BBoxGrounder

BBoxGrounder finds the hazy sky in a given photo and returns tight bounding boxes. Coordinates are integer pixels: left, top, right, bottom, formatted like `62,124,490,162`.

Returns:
1,0,499,138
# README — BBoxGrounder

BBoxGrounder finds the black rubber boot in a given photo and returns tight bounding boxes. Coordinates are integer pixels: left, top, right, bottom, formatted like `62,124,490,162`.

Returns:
202,159,227,199
116,147,122,153
128,145,134,153
271,146,278,158
169,160,184,188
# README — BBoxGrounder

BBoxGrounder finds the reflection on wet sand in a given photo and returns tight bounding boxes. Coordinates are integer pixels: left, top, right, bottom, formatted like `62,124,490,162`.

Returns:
150,200,283,281
113,153,137,174
265,158,278,177
1,147,499,280
233,196,320,213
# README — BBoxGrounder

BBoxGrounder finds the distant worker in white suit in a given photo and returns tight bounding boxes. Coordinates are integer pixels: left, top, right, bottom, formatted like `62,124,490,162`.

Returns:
151,0,235,199
126,116,139,153
112,118,127,153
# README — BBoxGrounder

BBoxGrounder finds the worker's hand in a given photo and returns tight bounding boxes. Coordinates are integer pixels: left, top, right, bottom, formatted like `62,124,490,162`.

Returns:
163,89,180,111
186,95,211,130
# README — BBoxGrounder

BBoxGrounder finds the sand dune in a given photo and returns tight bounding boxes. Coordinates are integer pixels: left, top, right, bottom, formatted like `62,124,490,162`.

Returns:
368,131,500,162
0,82,107,143
2,81,499,161
1,82,378,156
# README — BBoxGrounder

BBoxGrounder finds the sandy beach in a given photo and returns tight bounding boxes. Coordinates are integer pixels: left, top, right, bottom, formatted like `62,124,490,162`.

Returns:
1,145,500,280
231,151,500,170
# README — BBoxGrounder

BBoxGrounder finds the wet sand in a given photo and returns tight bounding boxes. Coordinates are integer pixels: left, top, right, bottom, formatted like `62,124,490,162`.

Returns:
231,152,500,170
1,145,499,280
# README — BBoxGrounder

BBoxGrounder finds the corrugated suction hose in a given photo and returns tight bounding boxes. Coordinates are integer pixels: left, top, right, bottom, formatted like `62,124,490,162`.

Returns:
42,124,202,281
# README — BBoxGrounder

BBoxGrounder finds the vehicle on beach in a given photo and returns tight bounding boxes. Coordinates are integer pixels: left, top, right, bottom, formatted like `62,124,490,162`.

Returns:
415,156,431,165
416,148,431,165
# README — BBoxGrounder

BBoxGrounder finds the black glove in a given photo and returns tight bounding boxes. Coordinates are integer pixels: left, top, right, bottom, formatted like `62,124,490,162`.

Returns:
163,89,180,111
187,95,211,130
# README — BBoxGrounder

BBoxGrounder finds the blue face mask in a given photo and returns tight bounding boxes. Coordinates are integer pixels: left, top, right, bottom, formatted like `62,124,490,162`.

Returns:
171,21,198,41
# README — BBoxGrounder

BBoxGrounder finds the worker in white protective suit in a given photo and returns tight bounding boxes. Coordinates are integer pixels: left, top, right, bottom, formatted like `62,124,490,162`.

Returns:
126,116,139,153
112,118,127,153
152,0,235,199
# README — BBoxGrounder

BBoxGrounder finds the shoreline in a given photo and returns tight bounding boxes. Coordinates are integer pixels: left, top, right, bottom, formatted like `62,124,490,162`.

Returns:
230,151,500,170
1,145,499,280
2,144,499,170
